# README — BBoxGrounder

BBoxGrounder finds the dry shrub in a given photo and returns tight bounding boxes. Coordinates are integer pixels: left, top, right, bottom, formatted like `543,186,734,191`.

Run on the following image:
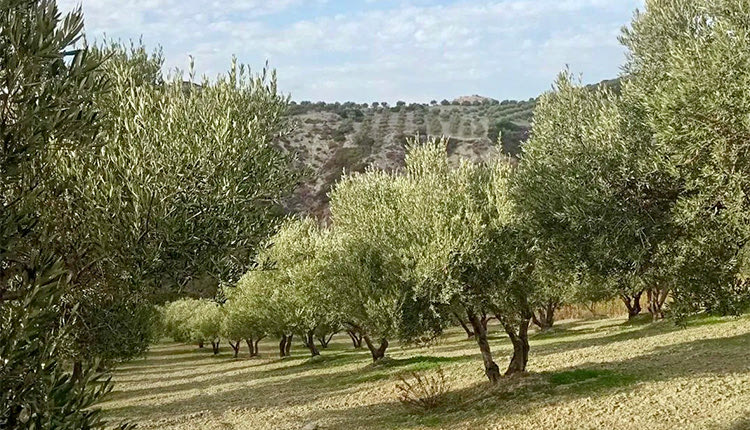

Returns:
395,367,448,412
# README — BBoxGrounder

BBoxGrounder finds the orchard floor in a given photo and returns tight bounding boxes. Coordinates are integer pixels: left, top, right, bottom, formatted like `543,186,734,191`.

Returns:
101,314,750,430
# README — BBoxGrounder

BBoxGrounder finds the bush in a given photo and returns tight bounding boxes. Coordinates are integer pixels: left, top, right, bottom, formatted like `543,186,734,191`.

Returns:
395,367,448,412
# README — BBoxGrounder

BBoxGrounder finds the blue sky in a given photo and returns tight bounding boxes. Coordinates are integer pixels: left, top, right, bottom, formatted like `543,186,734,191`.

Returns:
60,0,644,103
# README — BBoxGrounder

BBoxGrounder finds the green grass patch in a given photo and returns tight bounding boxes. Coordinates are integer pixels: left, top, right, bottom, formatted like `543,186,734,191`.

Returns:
372,355,470,372
685,314,730,327
549,369,608,385
548,368,638,394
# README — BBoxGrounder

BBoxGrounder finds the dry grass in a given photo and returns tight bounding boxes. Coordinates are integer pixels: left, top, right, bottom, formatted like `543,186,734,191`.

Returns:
101,314,750,430
556,299,627,320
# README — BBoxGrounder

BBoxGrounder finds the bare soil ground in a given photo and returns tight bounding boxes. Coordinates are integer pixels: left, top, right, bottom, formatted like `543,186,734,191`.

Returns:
102,314,750,429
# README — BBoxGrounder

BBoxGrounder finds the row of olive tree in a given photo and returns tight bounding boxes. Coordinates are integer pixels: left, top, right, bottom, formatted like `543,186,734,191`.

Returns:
1,0,298,427
46,40,298,372
172,140,563,382
0,2,118,427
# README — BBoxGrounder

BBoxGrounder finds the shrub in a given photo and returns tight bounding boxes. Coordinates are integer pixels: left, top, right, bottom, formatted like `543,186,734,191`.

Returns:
396,367,448,412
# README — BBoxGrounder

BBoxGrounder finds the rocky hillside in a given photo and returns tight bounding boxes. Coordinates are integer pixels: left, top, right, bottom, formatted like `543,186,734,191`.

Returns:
280,98,536,218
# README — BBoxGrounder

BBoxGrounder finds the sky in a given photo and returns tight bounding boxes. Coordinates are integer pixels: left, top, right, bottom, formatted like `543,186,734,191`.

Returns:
59,0,644,103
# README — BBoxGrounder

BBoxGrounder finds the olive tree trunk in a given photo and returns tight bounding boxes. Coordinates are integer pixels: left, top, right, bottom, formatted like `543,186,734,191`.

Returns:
346,329,363,348
647,287,669,321
621,290,644,319
453,311,474,339
317,332,335,348
499,316,530,376
304,330,321,357
363,336,389,362
229,340,241,358
278,335,288,357
285,334,293,356
532,301,558,331
467,309,501,383
211,340,220,355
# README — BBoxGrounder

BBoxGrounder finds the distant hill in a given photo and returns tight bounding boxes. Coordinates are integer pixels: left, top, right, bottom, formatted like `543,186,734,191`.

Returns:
279,98,532,217
452,95,498,105
280,78,618,218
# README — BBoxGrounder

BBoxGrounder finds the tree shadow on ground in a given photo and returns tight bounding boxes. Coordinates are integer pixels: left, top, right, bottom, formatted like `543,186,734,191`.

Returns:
304,331,750,429
106,318,749,427
530,319,682,358
104,347,474,421
432,317,672,360
106,350,356,403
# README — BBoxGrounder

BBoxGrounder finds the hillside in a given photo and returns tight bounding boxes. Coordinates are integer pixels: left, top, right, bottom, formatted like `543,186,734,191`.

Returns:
280,98,535,217
279,77,625,218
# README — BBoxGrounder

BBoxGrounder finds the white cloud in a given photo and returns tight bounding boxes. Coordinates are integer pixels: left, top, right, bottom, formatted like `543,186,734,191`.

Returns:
58,0,641,102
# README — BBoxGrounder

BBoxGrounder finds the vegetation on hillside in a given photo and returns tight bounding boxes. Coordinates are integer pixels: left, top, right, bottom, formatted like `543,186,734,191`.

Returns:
281,98,535,217
1,1,295,427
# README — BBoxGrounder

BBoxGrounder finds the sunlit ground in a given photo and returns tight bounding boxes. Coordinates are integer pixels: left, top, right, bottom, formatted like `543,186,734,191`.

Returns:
101,314,750,429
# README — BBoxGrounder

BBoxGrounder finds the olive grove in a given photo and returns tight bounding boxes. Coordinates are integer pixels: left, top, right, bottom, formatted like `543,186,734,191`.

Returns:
6,0,750,426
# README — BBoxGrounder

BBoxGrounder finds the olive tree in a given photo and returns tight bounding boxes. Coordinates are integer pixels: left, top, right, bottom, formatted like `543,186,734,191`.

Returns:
163,299,223,354
244,218,341,357
621,0,750,316
328,171,420,361
47,40,298,366
235,268,297,357
195,301,224,355
528,258,577,331
222,288,266,357
512,72,679,321
433,156,542,381
163,299,205,347
332,139,544,380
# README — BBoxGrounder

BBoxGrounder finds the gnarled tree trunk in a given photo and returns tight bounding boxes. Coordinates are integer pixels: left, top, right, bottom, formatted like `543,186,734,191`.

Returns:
317,332,335,348
363,336,389,362
532,301,558,331
285,334,293,356
198,340,204,349
254,336,264,356
453,311,474,339
229,340,241,358
481,313,492,331
621,290,643,319
500,316,530,375
647,287,669,321
211,340,220,355
467,309,500,383
279,335,288,357
346,329,363,348
305,330,321,356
